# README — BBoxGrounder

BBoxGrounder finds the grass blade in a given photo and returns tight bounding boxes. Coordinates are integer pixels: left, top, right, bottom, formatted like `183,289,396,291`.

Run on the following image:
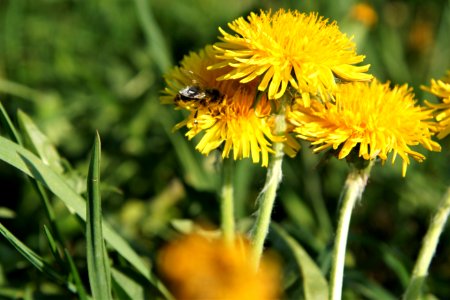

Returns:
0,101,22,144
0,222,65,284
64,248,89,300
111,268,145,300
271,223,329,300
86,132,112,300
2,105,67,253
133,0,172,73
42,225,63,264
0,135,173,299
17,109,64,174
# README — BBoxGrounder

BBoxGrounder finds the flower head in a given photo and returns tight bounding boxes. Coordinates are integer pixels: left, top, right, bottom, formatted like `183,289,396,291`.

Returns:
210,9,372,103
162,45,283,166
288,80,441,176
423,71,450,138
158,234,280,300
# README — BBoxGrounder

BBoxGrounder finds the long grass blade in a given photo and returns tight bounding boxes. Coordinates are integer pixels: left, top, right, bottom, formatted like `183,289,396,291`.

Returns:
43,225,63,264
0,223,65,284
271,223,329,300
111,268,145,300
0,135,173,299
64,248,89,300
17,110,64,174
86,132,112,300
0,101,22,144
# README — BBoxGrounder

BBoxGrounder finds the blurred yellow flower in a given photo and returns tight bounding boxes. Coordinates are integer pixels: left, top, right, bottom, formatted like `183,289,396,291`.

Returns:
350,3,378,28
408,19,435,54
210,9,372,104
424,71,450,138
158,234,281,300
162,45,283,167
288,80,441,176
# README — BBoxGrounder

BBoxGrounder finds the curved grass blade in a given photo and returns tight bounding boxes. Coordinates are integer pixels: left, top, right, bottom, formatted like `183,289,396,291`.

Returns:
0,223,66,285
111,268,145,300
0,136,173,299
2,105,67,253
133,0,172,73
43,225,64,265
271,223,329,300
0,101,22,144
17,109,64,174
86,132,112,300
64,248,89,300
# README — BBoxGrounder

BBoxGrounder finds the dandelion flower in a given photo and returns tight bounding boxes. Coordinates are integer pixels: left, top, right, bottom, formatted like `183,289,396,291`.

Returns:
288,80,441,176
210,9,373,103
423,71,450,138
162,45,282,167
158,234,281,300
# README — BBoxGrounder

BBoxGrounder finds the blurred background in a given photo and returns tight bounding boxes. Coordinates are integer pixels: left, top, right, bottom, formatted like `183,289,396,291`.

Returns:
1,0,449,298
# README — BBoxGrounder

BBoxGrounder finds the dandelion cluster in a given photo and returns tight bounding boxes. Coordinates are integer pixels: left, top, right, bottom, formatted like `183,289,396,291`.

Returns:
162,9,373,166
158,7,446,299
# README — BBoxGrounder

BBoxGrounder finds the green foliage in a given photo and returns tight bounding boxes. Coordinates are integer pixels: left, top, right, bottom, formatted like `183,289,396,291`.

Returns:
0,0,449,299
86,133,112,300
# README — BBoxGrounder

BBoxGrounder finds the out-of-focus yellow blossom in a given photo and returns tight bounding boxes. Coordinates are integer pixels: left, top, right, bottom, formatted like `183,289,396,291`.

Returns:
288,80,441,176
158,234,281,300
162,45,286,167
210,9,372,105
350,3,378,27
408,19,434,54
424,71,450,138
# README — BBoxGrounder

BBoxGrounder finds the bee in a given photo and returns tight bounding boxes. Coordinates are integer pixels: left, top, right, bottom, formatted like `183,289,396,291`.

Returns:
175,85,223,106
174,70,224,108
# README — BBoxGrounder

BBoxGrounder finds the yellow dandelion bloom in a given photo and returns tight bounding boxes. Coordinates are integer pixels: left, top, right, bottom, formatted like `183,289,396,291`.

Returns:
186,91,280,167
423,71,450,138
158,234,281,300
162,45,281,167
288,80,441,176
210,9,373,103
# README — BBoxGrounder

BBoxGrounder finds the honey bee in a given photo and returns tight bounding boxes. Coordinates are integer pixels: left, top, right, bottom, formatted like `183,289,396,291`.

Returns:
174,70,224,108
175,85,223,106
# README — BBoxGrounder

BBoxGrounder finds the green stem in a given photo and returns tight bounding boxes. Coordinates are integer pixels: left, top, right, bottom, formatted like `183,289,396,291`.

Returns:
250,105,286,270
221,158,235,245
403,187,450,300
330,162,373,300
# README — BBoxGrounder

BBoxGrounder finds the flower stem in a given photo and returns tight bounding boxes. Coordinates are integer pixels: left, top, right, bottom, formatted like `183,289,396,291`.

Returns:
221,158,235,245
330,162,373,300
250,106,286,270
403,187,450,300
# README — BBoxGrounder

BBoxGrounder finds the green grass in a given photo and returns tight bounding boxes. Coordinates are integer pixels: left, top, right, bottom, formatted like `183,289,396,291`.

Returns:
0,0,449,298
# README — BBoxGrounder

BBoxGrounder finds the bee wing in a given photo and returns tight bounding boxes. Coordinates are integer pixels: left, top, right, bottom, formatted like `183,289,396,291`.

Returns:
181,69,210,87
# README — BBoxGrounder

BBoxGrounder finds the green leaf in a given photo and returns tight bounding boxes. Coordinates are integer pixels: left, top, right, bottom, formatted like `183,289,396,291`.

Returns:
111,268,145,300
86,132,112,300
42,225,63,264
64,248,89,300
271,223,329,300
0,101,22,144
0,135,173,299
0,223,66,285
17,109,64,174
